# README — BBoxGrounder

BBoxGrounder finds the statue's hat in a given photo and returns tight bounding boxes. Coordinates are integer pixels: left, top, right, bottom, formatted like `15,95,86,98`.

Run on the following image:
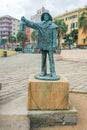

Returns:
41,12,52,21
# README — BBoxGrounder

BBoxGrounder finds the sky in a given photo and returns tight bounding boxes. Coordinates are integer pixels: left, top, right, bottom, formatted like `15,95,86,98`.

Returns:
0,0,87,20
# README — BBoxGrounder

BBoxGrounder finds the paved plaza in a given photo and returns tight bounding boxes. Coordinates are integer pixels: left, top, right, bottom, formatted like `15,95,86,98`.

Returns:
0,53,87,104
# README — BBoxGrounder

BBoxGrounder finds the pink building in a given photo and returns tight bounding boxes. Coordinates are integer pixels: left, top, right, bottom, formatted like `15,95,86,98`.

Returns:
0,15,20,45
0,15,12,41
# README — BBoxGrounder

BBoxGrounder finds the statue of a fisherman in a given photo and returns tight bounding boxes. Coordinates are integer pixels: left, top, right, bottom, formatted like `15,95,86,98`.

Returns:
21,12,60,80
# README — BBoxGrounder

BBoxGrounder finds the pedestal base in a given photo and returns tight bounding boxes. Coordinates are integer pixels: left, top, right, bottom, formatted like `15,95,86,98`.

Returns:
28,74,69,110
34,74,60,80
28,103,78,128
28,74,78,128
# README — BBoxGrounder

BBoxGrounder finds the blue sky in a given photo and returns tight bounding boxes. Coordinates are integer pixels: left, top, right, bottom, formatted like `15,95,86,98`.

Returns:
0,0,87,19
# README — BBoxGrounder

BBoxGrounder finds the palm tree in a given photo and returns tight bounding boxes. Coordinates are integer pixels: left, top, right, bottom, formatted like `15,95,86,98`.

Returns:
53,19,67,53
31,30,37,42
8,35,16,43
17,31,27,52
8,35,16,50
71,29,78,44
78,8,87,34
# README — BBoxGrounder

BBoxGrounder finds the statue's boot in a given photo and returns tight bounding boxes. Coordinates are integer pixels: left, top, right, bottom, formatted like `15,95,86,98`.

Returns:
39,72,46,76
50,73,57,78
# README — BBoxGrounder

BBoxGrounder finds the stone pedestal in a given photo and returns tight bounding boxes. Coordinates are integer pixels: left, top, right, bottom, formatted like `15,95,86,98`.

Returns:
28,74,78,127
28,74,69,110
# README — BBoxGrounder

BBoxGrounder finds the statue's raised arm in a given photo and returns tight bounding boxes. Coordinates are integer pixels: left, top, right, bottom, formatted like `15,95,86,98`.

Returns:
21,16,39,29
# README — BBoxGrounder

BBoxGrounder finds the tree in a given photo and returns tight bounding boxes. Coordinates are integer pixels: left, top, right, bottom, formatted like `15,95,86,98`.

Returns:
53,19,68,53
63,34,72,49
8,35,16,50
63,29,78,49
78,7,87,34
70,29,78,44
31,29,37,42
17,31,27,52
1,38,7,49
8,35,16,43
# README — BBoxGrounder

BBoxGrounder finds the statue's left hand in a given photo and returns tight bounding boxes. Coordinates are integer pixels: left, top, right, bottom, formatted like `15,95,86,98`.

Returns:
21,16,25,22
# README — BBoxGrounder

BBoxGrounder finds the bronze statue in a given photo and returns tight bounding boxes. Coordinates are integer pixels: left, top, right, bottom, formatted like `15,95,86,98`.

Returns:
21,12,60,80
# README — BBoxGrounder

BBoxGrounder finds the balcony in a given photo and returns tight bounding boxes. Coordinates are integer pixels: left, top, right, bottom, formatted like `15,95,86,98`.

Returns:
1,28,12,31
2,20,12,23
1,25,12,28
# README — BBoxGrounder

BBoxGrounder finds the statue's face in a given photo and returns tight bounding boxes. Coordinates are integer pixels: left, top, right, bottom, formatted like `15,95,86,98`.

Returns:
44,14,50,21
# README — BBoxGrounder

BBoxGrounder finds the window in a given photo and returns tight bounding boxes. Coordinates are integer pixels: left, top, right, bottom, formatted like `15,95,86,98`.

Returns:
75,22,78,27
71,23,75,28
65,17,67,21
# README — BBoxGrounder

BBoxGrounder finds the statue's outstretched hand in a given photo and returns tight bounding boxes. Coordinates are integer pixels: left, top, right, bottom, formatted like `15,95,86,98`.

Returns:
21,16,25,22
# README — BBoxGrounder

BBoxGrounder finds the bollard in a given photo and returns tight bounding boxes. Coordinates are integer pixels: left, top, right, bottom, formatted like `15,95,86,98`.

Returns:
3,51,7,57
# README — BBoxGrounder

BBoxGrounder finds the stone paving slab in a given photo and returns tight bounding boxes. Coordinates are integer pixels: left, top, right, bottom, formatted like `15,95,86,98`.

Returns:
0,115,30,130
60,50,87,62
0,95,30,130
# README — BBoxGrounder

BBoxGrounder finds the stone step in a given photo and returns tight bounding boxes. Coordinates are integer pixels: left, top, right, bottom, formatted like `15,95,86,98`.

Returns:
28,103,78,128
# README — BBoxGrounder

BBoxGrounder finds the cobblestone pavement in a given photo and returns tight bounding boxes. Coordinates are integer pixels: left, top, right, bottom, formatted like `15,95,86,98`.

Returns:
0,53,87,103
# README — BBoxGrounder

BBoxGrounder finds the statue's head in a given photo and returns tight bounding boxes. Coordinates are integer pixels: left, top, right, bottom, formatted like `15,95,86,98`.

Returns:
41,12,52,21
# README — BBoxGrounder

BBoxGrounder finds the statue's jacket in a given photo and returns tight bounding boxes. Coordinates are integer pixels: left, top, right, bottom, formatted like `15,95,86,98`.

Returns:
25,19,58,50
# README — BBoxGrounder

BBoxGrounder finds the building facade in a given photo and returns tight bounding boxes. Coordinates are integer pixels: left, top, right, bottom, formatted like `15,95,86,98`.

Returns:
0,15,20,44
25,27,30,42
12,18,20,37
54,7,87,46
54,8,80,34
78,8,87,45
30,6,49,22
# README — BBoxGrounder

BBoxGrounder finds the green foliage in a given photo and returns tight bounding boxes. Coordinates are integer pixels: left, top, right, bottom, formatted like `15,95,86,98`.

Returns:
17,31,27,52
71,29,78,43
1,38,7,44
78,8,87,34
63,34,70,42
8,35,16,43
53,19,68,53
31,30,37,42
53,19,68,36
63,29,78,45
17,31,27,43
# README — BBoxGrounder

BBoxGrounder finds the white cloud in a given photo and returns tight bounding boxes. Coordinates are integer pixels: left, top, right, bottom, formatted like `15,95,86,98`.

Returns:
0,0,87,20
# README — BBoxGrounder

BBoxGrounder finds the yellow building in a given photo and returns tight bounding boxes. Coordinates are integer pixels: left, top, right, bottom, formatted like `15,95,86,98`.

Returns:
54,7,87,46
78,27,87,45
54,8,80,34
78,8,87,45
